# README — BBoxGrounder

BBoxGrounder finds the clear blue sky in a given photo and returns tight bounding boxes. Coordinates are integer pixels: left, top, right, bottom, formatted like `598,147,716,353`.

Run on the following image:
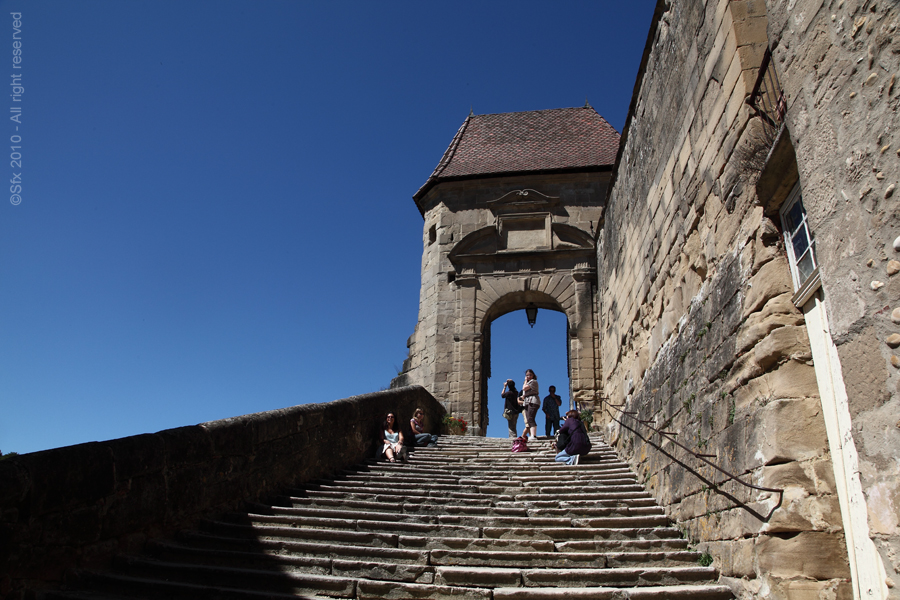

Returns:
0,1,655,454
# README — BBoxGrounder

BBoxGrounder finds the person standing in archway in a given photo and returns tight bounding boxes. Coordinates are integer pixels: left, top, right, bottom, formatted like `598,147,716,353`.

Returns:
518,369,540,440
542,385,562,438
501,379,521,438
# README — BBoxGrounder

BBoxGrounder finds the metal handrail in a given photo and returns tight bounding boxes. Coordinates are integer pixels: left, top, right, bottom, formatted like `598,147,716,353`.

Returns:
606,402,784,522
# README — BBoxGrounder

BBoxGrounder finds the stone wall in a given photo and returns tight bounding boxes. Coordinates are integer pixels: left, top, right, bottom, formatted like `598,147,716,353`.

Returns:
598,1,851,597
765,1,900,596
0,386,445,598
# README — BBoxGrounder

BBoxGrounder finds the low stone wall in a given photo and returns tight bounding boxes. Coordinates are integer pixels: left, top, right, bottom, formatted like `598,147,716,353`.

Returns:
0,386,445,598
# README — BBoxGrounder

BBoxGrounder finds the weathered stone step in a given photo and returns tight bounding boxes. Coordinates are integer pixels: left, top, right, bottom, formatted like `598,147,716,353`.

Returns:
394,530,683,552
555,538,691,552
174,530,428,563
141,547,439,585
59,567,350,599
257,501,664,521
432,565,718,588
40,571,333,600
284,492,658,514
200,520,400,548
364,458,628,475
428,548,700,568
201,520,572,553
491,584,734,599
237,513,482,537
238,511,671,533
110,555,357,595
301,484,649,504
339,468,638,485
480,525,682,542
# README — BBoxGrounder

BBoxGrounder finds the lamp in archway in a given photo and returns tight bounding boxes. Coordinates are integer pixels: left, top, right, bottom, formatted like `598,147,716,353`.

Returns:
525,303,538,328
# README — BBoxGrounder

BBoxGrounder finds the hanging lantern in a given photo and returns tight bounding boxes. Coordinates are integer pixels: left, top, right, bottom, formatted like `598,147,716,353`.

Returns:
525,303,538,328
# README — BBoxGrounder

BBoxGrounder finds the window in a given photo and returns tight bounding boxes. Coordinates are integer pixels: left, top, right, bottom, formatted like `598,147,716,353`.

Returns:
780,183,820,301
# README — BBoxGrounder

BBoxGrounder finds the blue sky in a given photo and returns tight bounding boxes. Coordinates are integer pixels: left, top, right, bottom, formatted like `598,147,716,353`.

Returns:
0,1,655,454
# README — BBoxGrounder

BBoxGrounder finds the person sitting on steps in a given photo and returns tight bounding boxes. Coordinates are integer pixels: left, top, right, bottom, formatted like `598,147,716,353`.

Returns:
380,412,407,463
410,407,438,447
555,409,591,466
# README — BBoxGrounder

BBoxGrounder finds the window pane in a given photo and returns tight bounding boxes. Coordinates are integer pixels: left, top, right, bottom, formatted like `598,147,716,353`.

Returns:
797,249,815,281
791,228,809,258
785,198,805,233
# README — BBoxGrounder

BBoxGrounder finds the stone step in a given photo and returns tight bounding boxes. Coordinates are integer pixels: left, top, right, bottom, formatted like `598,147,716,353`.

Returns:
46,435,732,600
108,555,359,595
143,549,439,585
432,565,719,588
148,538,699,572
491,585,735,599
200,520,400,548
254,501,665,521
282,493,659,514
427,548,701,568
199,520,572,552
479,526,683,542
235,511,672,533
45,580,330,600
174,529,431,561
362,458,628,475
299,484,650,503
337,469,639,485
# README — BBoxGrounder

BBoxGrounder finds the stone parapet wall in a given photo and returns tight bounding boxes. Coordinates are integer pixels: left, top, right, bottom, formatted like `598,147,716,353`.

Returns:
0,386,445,598
598,1,850,597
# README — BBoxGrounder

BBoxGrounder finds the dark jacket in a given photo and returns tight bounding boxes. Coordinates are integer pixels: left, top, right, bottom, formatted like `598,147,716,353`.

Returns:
559,416,591,455
502,388,522,414
542,394,561,418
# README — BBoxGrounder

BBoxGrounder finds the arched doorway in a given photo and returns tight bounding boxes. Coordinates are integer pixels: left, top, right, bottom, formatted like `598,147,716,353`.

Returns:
483,308,570,438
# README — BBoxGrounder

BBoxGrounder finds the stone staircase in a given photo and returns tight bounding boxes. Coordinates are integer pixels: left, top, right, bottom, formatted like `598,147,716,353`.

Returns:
43,435,733,599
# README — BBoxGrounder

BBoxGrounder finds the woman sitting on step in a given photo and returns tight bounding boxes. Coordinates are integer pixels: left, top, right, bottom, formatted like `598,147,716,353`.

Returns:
410,408,438,447
555,410,591,466
380,412,408,463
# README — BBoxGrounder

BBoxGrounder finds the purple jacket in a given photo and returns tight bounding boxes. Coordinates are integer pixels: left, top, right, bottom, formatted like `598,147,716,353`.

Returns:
560,416,591,455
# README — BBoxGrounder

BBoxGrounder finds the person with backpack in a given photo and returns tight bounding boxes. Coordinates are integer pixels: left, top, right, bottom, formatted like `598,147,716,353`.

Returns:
555,409,591,466
501,379,522,438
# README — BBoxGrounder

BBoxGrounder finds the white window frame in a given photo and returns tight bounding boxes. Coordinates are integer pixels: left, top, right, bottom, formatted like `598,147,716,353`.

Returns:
779,182,821,306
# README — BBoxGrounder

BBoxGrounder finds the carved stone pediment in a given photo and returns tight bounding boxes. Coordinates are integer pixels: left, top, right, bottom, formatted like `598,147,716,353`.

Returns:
487,189,560,215
449,221,595,263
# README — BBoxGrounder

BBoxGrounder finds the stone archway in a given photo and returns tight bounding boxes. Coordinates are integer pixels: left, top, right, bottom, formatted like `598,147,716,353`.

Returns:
449,262,599,435
478,293,571,434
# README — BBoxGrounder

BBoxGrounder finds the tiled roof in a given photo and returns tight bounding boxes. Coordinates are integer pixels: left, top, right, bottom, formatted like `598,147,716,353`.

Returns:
414,106,620,201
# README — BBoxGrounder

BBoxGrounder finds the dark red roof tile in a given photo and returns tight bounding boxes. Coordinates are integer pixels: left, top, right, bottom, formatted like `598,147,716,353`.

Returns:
415,106,620,201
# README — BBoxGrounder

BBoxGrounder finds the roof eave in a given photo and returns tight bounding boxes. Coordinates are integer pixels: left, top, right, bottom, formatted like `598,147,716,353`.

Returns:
413,164,614,216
